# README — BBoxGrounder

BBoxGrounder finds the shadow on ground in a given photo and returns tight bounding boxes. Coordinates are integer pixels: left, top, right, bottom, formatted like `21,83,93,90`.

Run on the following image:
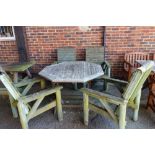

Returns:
0,82,155,129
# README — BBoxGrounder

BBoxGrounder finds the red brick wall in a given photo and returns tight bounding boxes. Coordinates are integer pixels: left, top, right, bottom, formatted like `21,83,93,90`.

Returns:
0,40,19,64
1,26,155,78
25,26,103,71
106,26,155,77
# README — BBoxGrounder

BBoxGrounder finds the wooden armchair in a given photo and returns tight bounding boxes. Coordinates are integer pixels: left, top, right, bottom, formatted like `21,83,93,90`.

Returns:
147,73,155,111
146,54,155,111
86,47,111,76
0,66,63,129
0,61,46,118
80,61,154,129
86,47,111,88
124,52,150,80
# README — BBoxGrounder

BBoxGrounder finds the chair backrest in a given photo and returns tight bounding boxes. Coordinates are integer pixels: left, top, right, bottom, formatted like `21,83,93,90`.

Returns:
0,66,21,100
57,47,76,63
124,52,150,70
153,53,155,60
86,47,104,64
122,61,154,101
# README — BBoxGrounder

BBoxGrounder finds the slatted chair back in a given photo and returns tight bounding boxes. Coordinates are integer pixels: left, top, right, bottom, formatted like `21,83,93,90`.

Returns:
153,53,155,60
57,47,76,63
123,61,154,101
124,52,150,71
86,47,104,64
0,66,21,100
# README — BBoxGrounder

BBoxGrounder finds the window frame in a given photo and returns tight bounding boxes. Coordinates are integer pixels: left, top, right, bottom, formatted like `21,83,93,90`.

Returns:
0,26,16,41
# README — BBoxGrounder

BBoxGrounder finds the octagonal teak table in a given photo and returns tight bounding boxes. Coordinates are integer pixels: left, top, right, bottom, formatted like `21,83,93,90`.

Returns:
39,61,104,107
39,61,104,83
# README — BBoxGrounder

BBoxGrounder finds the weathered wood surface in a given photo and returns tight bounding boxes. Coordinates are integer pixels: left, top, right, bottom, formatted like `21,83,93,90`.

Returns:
80,61,154,128
2,61,35,72
1,60,36,83
124,52,150,79
137,60,155,112
57,47,76,62
136,60,155,72
86,47,104,64
39,61,104,83
0,66,63,129
85,47,111,90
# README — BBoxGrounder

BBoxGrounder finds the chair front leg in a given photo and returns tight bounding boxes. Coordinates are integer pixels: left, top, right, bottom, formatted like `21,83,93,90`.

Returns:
17,101,29,129
133,89,141,121
8,94,18,118
40,79,46,89
119,104,127,129
83,93,89,126
103,79,108,91
56,90,63,121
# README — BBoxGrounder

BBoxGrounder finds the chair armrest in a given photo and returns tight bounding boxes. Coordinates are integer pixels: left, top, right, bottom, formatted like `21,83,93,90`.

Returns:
101,76,128,86
101,60,111,68
19,86,63,103
101,61,111,77
124,60,133,67
100,76,128,93
80,88,125,105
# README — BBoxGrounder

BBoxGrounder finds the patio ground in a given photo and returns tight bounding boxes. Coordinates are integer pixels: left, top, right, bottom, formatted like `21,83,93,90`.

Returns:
0,81,155,129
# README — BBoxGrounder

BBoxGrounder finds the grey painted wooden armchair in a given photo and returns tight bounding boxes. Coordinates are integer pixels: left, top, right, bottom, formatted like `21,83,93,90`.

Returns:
80,61,154,129
86,47,111,88
0,66,63,129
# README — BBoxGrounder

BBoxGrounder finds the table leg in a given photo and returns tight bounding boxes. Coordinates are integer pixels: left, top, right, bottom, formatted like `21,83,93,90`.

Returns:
26,69,32,78
13,72,18,83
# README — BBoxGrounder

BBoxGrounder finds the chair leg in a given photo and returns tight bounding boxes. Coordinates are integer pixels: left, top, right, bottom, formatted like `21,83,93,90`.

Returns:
119,104,127,129
56,90,63,121
17,101,28,129
147,94,155,111
133,89,141,121
128,68,132,80
40,79,46,89
103,79,108,91
8,94,18,118
83,93,89,126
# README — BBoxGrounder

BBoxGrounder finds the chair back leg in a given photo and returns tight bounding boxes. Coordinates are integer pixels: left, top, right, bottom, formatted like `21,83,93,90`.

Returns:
8,94,18,118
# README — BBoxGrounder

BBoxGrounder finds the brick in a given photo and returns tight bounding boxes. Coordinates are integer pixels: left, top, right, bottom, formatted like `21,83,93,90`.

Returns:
1,26,155,77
